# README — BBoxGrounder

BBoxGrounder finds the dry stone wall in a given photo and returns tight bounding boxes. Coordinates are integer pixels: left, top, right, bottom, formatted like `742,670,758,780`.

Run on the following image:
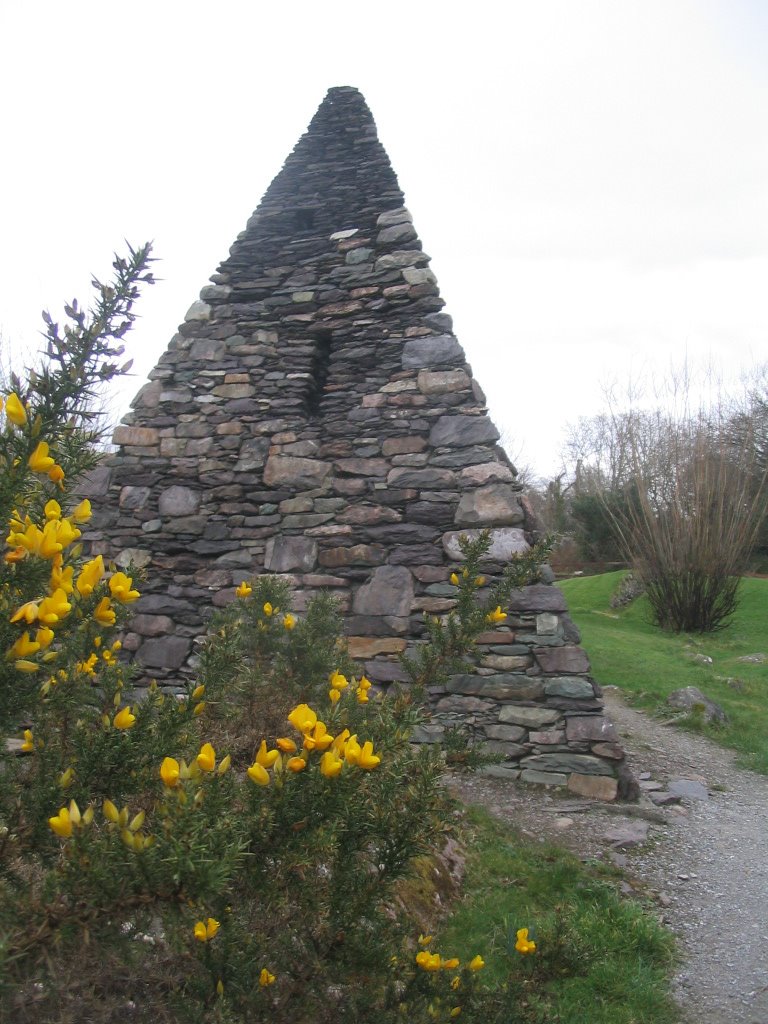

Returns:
86,86,624,799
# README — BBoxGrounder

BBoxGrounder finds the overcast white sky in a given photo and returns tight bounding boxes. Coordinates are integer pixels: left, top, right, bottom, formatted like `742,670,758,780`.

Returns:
1,0,766,476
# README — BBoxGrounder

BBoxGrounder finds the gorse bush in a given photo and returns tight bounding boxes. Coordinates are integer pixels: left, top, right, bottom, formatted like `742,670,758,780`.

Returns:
0,248,559,1022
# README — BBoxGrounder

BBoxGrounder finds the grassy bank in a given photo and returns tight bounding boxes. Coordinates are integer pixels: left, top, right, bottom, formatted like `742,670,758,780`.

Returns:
559,573,768,774
435,805,678,1024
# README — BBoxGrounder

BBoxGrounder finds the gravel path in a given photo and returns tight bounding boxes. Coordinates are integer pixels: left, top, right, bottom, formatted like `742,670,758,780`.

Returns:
448,687,768,1024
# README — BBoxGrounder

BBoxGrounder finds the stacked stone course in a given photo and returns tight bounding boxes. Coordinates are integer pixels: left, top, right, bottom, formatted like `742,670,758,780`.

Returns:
86,86,625,799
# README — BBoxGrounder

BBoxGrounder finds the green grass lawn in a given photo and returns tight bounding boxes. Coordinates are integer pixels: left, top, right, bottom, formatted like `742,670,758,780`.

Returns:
558,573,768,774
436,806,678,1024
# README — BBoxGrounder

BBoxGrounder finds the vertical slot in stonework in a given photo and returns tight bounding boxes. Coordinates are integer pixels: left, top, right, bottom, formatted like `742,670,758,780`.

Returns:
306,330,333,416
294,208,316,231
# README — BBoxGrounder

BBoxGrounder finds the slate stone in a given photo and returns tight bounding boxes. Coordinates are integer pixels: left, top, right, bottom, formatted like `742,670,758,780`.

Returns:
603,821,649,848
446,674,544,701
565,716,618,743
387,467,457,488
119,486,152,510
364,659,409,682
353,565,414,616
521,754,614,776
455,484,525,527
667,778,709,802
137,636,192,669
590,742,625,760
498,706,561,728
666,687,727,725
508,585,568,613
264,535,318,572
536,647,590,674
116,548,152,569
263,455,332,489
235,438,270,471
347,636,407,658
567,773,618,801
484,724,527,742
528,729,566,745
481,740,527,759
159,486,200,517
442,528,529,561
129,614,174,637
113,426,159,447
417,369,470,395
429,415,500,447
536,613,559,635
459,462,514,485
402,335,464,369
544,678,596,700
520,770,567,787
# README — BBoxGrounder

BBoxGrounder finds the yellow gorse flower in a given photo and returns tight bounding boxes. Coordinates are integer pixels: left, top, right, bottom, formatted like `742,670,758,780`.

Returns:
8,631,40,660
255,739,280,768
113,706,136,730
259,967,276,987
37,588,72,625
235,581,252,598
283,612,296,629
469,954,485,971
160,757,181,787
196,742,216,773
71,499,92,523
5,393,27,426
416,951,443,971
302,721,333,752
515,928,536,954
20,729,34,752
49,800,91,838
356,740,381,770
262,601,273,616
108,571,140,603
329,670,348,690
76,555,104,597
247,761,270,786
48,806,73,838
287,703,317,734
450,572,459,586
94,596,116,626
28,441,55,473
194,918,220,942
320,750,343,778
486,606,507,624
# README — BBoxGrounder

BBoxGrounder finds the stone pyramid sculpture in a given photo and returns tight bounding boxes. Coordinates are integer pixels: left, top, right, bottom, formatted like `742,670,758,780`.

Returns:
88,86,626,799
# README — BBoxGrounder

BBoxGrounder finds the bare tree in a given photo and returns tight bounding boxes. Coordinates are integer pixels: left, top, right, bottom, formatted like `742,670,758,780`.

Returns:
560,367,768,630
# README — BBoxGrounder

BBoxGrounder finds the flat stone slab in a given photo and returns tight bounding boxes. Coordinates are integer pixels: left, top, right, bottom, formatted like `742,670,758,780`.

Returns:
521,753,615,776
520,769,567,787
508,584,568,613
668,778,709,802
499,706,562,729
352,565,414,617
455,484,524,527
402,335,464,369
442,527,529,561
603,820,650,848
429,414,500,447
567,773,618,801
446,674,544,701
